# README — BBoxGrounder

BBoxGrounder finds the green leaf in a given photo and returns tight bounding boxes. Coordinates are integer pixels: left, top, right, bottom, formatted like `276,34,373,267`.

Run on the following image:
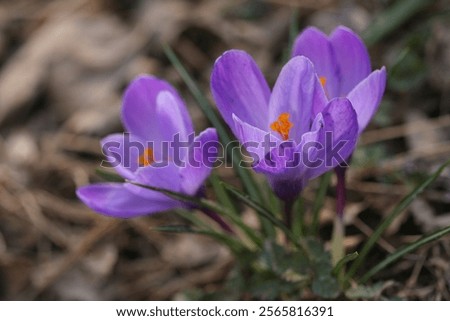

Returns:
332,252,359,277
346,158,450,282
307,239,340,298
311,275,340,299
128,180,263,248
95,168,124,182
222,182,302,247
249,278,299,301
360,225,450,283
153,225,200,234
257,240,308,278
208,172,239,215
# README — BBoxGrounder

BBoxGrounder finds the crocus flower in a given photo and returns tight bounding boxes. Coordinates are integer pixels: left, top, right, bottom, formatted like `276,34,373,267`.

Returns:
77,75,218,218
291,25,386,134
211,50,359,201
292,26,386,216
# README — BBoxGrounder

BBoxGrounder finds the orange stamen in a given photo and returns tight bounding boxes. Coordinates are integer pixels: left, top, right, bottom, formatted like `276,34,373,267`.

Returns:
319,76,327,88
270,112,293,140
138,148,155,167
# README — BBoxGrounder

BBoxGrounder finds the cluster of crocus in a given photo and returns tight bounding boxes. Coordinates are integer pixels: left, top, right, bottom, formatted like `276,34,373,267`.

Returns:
211,51,358,201
77,25,386,223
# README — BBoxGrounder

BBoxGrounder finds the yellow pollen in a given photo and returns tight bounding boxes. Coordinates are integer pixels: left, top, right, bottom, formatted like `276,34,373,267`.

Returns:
138,148,155,167
270,112,293,140
319,76,327,88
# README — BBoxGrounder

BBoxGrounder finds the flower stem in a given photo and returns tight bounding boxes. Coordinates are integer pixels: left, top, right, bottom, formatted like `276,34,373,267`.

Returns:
332,165,347,269
282,199,296,244
331,215,345,265
335,165,347,219
283,199,294,231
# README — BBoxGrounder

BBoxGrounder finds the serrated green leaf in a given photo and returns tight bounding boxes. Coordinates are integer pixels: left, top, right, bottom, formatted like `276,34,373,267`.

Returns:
311,275,340,299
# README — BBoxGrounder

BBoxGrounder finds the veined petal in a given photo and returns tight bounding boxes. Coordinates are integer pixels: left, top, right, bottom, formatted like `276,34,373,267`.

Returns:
233,113,281,165
330,26,371,96
124,162,183,201
156,91,191,142
268,56,327,142
180,128,219,195
76,183,179,218
347,67,387,134
121,75,193,140
306,98,358,180
211,50,270,131
291,27,340,98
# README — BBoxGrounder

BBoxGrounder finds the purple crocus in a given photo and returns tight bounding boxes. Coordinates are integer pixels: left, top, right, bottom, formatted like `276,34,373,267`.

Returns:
211,50,359,202
292,26,386,216
292,25,386,134
77,75,218,218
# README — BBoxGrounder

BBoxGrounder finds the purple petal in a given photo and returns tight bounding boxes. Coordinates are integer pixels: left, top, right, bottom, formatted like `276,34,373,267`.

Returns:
121,75,193,140
254,140,309,201
347,67,387,134
330,26,371,96
291,27,340,98
233,113,281,164
76,183,179,218
211,50,271,131
268,56,328,142
253,114,327,200
180,128,219,195
306,98,358,180
124,162,183,201
155,91,191,143
101,133,145,179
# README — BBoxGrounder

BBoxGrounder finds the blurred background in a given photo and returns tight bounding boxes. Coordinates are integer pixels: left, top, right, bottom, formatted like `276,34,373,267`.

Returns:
0,0,449,300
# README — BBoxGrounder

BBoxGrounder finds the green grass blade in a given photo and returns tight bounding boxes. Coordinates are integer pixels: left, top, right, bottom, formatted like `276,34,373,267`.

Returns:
128,180,263,248
346,158,450,282
95,168,124,182
222,182,301,247
154,224,245,254
360,225,450,283
208,172,239,215
175,208,247,254
333,251,359,275
363,0,434,46
163,45,263,204
310,172,332,236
